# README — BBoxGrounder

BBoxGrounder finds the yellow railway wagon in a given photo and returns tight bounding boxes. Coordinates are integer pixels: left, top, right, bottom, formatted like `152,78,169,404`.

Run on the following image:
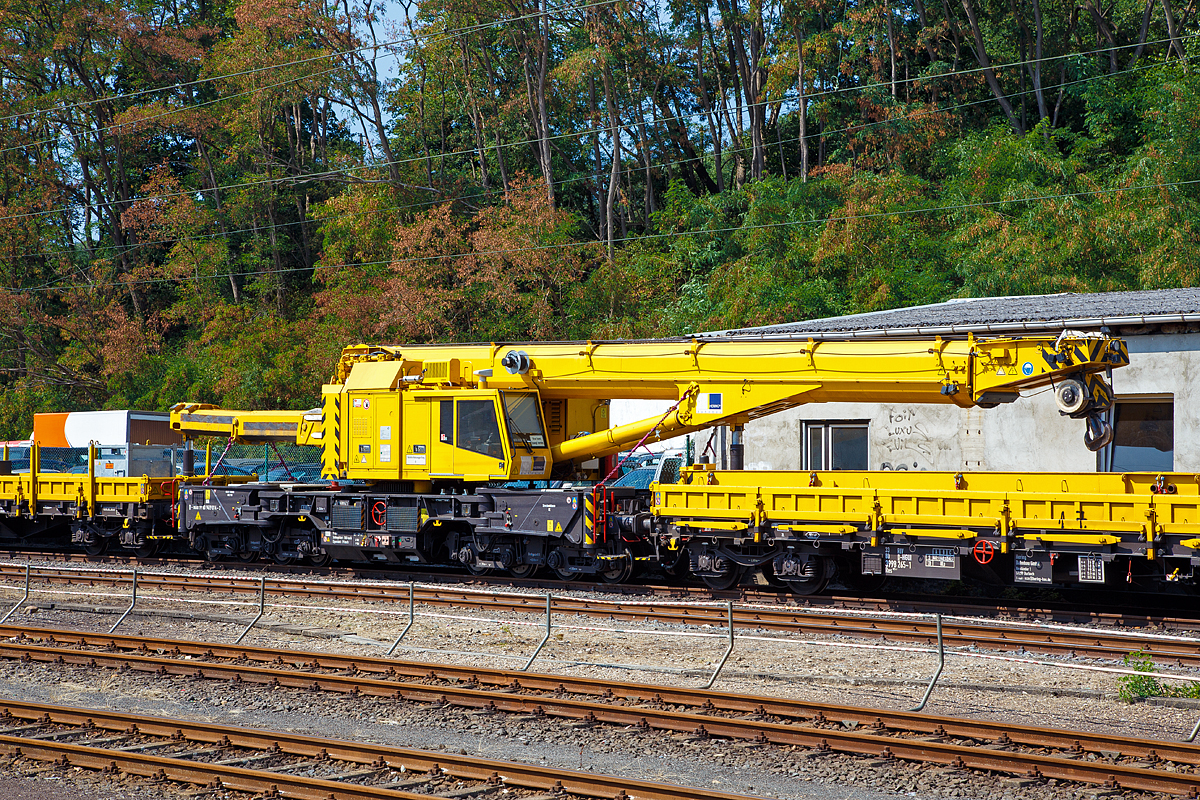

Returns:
653,467,1199,592
0,444,251,556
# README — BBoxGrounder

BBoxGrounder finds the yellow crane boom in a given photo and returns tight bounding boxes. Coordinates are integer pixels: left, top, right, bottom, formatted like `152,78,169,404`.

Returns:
172,331,1128,486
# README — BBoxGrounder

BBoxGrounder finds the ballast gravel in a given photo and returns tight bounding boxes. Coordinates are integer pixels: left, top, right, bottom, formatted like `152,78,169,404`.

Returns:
0,561,1195,800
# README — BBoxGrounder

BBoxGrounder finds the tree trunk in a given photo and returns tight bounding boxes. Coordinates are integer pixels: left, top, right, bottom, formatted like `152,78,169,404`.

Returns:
960,0,1023,134
884,3,898,98
703,8,745,187
694,12,724,192
477,48,510,195
520,25,555,208
716,0,767,180
1127,0,1157,66
602,63,621,261
794,24,809,182
651,85,720,194
1083,0,1120,73
459,37,490,190
589,77,606,243
535,1,555,205
196,137,241,303
628,79,655,226
1030,0,1048,129
1013,0,1049,132
1162,0,1188,61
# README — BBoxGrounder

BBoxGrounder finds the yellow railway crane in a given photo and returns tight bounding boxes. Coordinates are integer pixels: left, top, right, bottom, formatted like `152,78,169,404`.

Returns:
165,332,1129,585
174,333,1125,482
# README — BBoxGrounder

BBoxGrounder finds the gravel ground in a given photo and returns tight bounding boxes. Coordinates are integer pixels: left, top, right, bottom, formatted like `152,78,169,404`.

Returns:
0,772,184,800
0,562,1196,800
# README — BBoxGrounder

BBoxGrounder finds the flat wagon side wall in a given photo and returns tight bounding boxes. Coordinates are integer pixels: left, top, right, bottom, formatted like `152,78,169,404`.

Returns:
654,469,1200,583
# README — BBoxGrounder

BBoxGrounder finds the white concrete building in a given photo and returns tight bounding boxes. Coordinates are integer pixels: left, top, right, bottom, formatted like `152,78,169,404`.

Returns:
700,289,1200,474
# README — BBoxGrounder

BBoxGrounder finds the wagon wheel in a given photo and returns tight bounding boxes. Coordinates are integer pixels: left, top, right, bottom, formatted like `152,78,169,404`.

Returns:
699,567,743,591
597,550,634,584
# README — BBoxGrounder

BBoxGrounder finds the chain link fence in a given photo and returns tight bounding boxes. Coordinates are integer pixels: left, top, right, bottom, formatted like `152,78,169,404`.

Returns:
1,446,89,474
214,443,323,481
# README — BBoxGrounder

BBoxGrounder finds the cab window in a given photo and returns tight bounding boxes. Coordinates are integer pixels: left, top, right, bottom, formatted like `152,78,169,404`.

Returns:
501,392,547,452
439,400,453,444
457,400,504,459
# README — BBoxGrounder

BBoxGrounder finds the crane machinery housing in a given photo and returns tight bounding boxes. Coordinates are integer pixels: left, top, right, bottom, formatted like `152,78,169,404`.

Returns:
155,331,1149,590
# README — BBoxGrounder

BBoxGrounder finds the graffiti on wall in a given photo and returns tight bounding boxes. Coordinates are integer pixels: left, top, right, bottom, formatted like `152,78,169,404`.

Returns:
878,408,932,471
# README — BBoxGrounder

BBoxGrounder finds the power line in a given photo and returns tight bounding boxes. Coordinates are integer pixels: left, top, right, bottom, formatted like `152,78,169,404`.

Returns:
0,0,621,129
0,0,624,170
12,174,1199,295
7,51,1186,290
0,31,1190,228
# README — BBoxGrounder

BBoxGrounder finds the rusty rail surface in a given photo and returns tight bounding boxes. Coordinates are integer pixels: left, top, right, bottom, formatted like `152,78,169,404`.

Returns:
1,626,1199,794
0,550,1195,631
1,563,1198,666
0,698,763,800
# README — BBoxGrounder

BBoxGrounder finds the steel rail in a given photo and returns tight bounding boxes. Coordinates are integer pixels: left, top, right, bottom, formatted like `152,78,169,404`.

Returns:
4,626,1200,773
0,699,758,800
1,554,1196,631
3,565,1198,666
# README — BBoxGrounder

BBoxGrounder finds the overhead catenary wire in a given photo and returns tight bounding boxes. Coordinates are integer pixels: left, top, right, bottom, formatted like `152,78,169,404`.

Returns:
9,47,1197,295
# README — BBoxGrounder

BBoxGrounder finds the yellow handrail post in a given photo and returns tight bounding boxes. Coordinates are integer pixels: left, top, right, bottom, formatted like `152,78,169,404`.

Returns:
87,441,96,520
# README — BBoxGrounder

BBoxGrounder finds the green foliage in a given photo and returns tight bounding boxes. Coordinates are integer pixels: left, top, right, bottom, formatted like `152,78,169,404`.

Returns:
1118,651,1166,701
1117,651,1200,702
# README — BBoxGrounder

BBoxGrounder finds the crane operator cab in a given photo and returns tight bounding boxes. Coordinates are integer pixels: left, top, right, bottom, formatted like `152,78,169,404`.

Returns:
326,383,552,486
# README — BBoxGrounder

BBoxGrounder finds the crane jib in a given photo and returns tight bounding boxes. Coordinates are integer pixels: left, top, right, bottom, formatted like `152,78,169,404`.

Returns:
168,331,1129,486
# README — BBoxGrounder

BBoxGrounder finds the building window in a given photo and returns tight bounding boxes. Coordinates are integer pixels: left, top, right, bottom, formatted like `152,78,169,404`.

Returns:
803,422,869,470
1100,398,1174,472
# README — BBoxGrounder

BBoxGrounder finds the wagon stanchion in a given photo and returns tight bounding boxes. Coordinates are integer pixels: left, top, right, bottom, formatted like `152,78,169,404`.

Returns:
386,582,416,656
0,563,31,624
234,576,267,645
702,600,735,689
522,594,552,672
108,570,138,634
909,613,945,712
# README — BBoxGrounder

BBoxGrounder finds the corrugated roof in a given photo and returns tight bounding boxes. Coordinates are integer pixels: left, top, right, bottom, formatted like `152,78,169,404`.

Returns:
703,288,1200,338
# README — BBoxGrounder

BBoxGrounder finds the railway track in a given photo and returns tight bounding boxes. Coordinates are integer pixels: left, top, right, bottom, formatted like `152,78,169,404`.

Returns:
3,563,1200,667
2,548,1196,630
2,626,1199,795
0,698,756,800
